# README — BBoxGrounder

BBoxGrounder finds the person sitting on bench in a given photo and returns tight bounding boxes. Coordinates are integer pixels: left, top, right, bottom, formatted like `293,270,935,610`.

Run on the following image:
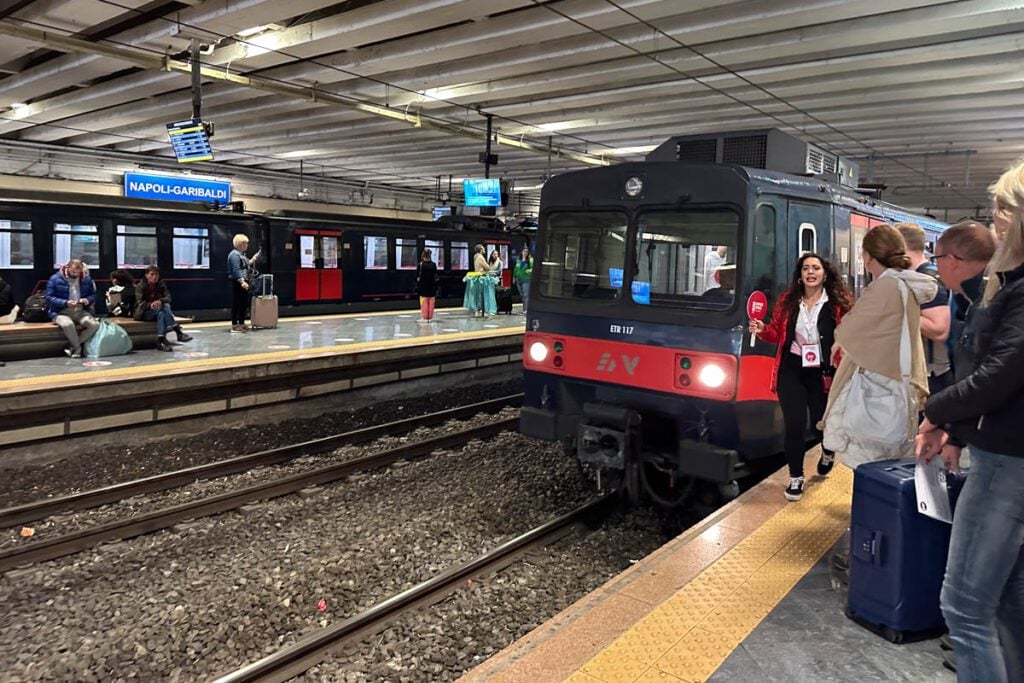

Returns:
45,259,99,358
134,265,192,352
0,274,18,324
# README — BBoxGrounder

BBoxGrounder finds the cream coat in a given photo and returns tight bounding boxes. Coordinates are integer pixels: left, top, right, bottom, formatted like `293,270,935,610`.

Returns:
819,269,937,465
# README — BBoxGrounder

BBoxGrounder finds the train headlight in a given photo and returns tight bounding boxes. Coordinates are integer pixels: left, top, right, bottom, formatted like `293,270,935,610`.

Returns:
529,341,549,362
624,176,643,197
699,363,727,388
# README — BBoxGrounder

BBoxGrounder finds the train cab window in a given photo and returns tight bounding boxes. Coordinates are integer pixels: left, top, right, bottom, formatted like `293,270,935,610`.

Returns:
425,239,444,269
115,225,158,269
799,223,817,256
364,236,388,269
172,227,210,269
0,219,33,268
539,211,627,301
451,241,469,270
54,223,100,269
396,238,418,270
634,210,740,310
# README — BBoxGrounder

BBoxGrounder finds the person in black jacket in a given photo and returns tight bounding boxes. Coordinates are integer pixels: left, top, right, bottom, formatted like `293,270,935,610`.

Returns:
0,274,18,324
134,265,193,351
416,248,438,323
918,167,1024,683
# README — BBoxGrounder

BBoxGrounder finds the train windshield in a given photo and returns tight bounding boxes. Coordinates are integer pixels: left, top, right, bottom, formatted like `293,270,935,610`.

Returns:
538,211,628,301
634,210,740,310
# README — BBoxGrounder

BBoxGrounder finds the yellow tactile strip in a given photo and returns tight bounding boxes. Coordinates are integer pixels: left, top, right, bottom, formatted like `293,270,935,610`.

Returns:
572,466,853,683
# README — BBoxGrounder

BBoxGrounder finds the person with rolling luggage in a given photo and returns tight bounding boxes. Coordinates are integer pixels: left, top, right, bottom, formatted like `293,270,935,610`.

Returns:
416,248,437,323
227,234,261,332
917,164,1024,683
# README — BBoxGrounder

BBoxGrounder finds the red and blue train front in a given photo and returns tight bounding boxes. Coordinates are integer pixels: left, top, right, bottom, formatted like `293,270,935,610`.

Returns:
521,312,781,502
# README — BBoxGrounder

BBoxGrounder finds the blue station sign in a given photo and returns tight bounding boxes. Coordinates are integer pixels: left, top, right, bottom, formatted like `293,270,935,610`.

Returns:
124,172,231,204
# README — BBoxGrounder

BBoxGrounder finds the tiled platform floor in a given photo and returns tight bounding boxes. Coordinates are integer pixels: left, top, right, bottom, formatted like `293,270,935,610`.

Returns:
465,450,955,683
0,306,524,386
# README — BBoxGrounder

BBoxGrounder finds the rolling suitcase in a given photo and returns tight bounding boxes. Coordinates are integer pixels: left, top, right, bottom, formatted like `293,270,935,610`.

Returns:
251,274,278,329
495,286,513,314
847,459,965,643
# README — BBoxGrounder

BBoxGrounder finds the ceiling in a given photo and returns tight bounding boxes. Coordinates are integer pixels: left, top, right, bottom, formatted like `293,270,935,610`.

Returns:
0,0,1020,219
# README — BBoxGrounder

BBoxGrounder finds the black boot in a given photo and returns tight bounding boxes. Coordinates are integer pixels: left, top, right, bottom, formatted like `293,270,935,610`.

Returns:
174,326,193,343
156,336,173,352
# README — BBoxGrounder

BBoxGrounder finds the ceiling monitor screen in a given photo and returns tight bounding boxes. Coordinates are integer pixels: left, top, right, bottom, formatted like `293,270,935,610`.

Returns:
166,118,214,163
432,206,452,221
463,178,501,207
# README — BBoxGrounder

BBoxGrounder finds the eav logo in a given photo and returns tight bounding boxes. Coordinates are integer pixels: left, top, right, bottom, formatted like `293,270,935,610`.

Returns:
596,353,640,376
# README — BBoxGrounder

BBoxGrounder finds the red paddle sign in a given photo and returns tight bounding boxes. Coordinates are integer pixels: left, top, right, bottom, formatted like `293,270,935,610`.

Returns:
747,291,768,348
746,291,768,320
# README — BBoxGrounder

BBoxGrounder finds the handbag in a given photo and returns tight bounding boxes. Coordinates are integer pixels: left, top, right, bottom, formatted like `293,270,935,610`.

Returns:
83,320,133,358
832,278,915,460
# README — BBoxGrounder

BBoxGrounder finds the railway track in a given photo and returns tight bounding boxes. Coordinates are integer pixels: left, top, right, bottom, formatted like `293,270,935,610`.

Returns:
211,493,617,683
0,394,521,529
0,400,521,573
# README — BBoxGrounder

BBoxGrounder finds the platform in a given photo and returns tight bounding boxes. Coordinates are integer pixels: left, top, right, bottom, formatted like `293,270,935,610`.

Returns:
465,451,954,683
0,307,525,447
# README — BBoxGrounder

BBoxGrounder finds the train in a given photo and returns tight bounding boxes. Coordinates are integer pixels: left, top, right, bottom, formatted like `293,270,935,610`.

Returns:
0,190,528,319
520,131,946,506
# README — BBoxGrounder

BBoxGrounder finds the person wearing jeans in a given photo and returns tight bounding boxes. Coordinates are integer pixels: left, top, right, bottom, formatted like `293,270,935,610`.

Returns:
919,162,1024,682
514,246,533,315
134,265,193,352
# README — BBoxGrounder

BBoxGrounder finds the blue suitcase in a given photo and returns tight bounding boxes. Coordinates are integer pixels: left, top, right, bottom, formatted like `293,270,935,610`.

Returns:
847,459,965,643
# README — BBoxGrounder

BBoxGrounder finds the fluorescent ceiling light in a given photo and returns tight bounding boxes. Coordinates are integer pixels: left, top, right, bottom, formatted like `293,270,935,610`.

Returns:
279,149,320,159
606,145,657,156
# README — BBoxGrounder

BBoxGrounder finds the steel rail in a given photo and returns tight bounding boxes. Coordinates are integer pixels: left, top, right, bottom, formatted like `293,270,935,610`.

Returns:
0,394,522,529
0,416,519,573
211,493,616,683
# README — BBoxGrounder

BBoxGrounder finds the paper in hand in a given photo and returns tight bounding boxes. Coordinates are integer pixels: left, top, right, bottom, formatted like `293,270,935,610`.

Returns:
914,457,953,524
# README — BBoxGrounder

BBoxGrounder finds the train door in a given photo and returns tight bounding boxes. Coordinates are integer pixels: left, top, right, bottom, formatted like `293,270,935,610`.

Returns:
295,229,342,301
848,213,888,297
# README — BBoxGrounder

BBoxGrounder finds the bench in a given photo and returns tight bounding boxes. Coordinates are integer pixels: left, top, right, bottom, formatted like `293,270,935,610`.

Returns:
0,318,165,360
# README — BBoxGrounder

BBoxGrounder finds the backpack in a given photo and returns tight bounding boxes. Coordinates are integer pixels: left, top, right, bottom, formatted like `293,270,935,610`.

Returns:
105,285,135,317
23,292,48,322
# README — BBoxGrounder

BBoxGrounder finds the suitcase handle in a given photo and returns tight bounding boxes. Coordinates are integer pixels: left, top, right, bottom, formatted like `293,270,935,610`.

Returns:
852,528,884,566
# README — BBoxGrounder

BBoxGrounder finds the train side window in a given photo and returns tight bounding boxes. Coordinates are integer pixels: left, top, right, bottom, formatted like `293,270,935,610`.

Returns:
364,236,388,269
172,227,210,269
425,239,444,269
396,238,418,270
451,241,469,270
0,219,33,268
115,225,157,269
54,223,100,269
799,223,816,256
752,205,776,297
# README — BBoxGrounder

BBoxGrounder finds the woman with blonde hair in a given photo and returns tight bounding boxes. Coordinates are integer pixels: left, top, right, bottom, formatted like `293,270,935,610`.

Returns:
227,234,260,332
918,162,1024,682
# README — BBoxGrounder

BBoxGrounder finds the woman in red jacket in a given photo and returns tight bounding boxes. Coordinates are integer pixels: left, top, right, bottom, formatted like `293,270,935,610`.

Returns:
749,253,852,500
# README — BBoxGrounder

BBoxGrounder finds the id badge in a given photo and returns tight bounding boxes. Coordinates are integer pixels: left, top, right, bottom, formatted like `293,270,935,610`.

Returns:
801,343,822,368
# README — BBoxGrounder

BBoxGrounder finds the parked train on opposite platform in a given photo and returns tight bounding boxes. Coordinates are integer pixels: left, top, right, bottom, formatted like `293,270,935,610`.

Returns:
0,190,527,319
520,131,947,506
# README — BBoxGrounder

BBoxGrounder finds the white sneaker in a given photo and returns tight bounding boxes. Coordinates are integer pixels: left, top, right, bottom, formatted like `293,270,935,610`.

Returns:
785,477,805,501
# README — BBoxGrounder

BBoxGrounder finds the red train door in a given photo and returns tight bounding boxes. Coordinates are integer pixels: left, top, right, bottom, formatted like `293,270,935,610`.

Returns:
296,230,343,301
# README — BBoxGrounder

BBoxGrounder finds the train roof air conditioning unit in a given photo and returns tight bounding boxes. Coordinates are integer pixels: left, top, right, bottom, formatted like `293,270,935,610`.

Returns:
646,128,859,188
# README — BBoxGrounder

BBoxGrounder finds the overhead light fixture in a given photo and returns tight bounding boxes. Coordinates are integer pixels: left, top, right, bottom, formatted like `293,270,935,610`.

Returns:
9,102,26,109
607,145,657,156
279,149,319,159
235,23,282,39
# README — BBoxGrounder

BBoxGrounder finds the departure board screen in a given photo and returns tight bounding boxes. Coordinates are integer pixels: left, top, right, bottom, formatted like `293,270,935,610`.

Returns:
166,118,213,163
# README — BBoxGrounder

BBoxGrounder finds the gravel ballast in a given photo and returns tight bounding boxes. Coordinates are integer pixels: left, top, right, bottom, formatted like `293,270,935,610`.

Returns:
0,376,522,507
310,506,671,682
0,429,594,681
